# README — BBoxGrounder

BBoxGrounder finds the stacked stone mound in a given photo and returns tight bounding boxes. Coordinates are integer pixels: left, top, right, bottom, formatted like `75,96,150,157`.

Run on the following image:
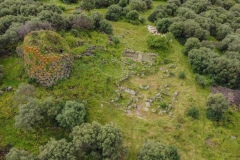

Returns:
23,31,73,87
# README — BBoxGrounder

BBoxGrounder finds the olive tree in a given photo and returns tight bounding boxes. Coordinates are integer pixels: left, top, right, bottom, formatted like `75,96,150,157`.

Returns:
99,19,113,34
13,83,35,106
15,98,44,130
56,101,86,129
80,0,95,11
6,148,35,160
106,5,123,21
71,122,123,159
38,138,76,160
156,18,172,33
138,140,180,160
206,93,230,124
130,0,147,12
183,37,200,55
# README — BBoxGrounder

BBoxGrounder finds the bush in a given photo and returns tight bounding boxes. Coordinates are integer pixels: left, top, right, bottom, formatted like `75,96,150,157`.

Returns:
63,0,78,3
130,0,147,12
156,18,172,33
99,19,113,34
147,35,169,49
178,71,186,79
143,0,152,9
91,12,104,28
118,0,127,7
15,98,44,130
206,93,230,124
168,22,184,38
186,107,199,119
106,5,122,21
80,0,95,11
112,36,120,44
122,7,130,16
126,10,139,20
160,101,168,109
6,148,35,160
56,101,86,129
183,37,200,55
13,83,35,106
71,122,123,159
70,14,95,30
216,24,233,40
139,16,146,24
138,140,180,160
38,138,76,160
195,74,207,88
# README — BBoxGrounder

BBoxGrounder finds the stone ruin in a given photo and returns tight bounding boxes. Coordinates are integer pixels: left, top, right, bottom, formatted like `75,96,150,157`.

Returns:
123,48,158,63
23,30,74,87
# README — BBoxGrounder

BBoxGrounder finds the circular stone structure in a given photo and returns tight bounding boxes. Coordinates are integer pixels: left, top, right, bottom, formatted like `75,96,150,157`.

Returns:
23,30,73,87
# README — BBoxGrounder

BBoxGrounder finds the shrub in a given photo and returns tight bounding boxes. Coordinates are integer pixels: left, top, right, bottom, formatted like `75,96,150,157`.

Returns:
147,35,169,49
112,36,120,44
195,74,207,88
143,0,152,9
130,0,147,12
63,0,78,3
6,148,35,160
122,7,130,16
188,47,219,74
118,0,127,7
106,5,122,21
56,101,86,129
186,107,199,119
206,93,230,124
71,122,123,159
95,0,118,8
99,19,113,34
139,16,146,24
126,10,139,20
70,14,95,30
216,24,233,40
38,138,76,160
37,10,67,30
160,102,168,109
168,22,184,38
13,83,35,106
178,71,186,79
148,9,167,22
80,0,95,11
183,37,200,55
91,12,104,29
156,18,172,33
15,98,44,130
138,140,180,160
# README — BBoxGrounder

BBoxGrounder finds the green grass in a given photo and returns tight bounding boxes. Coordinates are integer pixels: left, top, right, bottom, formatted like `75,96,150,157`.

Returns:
0,1,240,159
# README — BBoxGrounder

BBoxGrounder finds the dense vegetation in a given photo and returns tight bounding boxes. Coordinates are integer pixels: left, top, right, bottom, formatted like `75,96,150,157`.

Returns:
0,0,240,159
148,0,240,89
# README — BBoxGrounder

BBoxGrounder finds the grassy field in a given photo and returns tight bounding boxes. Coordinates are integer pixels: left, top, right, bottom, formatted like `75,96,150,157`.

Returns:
0,1,240,159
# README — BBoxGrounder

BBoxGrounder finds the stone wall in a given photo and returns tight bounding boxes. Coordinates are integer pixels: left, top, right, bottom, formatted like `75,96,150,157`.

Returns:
23,33,73,87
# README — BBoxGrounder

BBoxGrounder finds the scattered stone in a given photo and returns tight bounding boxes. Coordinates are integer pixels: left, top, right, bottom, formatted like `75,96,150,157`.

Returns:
6,86,13,91
140,85,149,90
230,136,237,140
151,109,157,113
132,104,137,108
145,102,151,108
143,107,149,112
100,104,103,107
0,91,4,95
